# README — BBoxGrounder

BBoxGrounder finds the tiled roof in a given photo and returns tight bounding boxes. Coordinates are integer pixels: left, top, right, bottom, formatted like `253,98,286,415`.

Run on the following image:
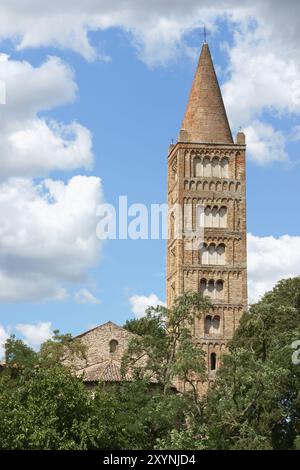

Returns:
76,360,131,383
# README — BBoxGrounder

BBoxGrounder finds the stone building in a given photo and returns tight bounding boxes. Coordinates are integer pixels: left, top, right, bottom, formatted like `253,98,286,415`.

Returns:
70,321,135,387
166,42,248,385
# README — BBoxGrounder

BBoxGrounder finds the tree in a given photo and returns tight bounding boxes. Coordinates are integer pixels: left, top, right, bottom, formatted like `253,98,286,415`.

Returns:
205,277,300,450
5,335,37,370
121,292,211,448
122,291,211,395
0,364,100,450
1,279,299,450
0,331,93,449
39,329,86,367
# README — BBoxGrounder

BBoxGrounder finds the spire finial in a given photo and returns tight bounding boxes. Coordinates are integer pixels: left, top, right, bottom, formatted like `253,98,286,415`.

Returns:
203,25,207,44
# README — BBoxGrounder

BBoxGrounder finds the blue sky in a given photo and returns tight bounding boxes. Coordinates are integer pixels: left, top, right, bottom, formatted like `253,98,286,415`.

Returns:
0,1,299,351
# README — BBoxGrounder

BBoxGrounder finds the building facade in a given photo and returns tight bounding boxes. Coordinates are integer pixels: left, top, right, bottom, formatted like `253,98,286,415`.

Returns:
68,322,136,388
167,42,248,380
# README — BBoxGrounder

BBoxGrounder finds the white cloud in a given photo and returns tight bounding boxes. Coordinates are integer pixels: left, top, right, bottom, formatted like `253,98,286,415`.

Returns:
15,321,53,349
0,175,102,302
74,288,101,304
0,54,93,178
129,293,165,318
0,1,297,68
0,2,299,166
248,233,300,303
0,325,9,358
243,121,287,165
222,31,300,128
0,1,220,65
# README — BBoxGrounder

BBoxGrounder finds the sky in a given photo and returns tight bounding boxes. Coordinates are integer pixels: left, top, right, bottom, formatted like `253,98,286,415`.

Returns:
0,0,300,353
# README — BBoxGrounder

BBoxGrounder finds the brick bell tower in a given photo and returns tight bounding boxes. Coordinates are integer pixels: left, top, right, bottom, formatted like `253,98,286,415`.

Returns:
167,42,248,384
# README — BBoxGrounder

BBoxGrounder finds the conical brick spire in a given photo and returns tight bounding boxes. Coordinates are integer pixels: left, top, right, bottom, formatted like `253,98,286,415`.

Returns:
181,43,233,144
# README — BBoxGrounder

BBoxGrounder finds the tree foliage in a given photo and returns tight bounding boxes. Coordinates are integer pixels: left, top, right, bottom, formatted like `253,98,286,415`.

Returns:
122,292,211,395
0,279,300,450
205,277,300,450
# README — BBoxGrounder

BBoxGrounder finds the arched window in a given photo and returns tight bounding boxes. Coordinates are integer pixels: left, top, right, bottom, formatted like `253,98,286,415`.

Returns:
212,316,220,333
200,244,208,265
221,158,229,178
198,205,205,229
208,243,217,265
199,279,207,297
109,339,118,353
216,280,224,300
204,206,212,227
208,280,215,298
219,206,227,228
203,157,211,177
204,315,212,334
194,157,202,177
217,244,226,265
210,352,217,371
212,206,219,228
212,157,220,177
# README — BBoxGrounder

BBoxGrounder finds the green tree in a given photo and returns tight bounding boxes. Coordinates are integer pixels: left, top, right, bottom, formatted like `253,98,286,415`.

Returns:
205,277,300,450
0,331,93,449
121,292,211,448
5,335,37,370
123,292,211,394
0,365,96,450
39,329,86,367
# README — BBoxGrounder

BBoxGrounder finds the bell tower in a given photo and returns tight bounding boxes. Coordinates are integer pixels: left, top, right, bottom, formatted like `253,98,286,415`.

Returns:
167,42,247,384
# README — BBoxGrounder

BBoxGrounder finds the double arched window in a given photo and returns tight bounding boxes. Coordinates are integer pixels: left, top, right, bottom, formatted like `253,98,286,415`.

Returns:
200,243,225,265
204,315,221,335
199,279,224,300
193,156,229,178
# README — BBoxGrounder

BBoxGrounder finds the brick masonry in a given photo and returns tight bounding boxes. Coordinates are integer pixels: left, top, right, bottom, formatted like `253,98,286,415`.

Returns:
167,43,248,391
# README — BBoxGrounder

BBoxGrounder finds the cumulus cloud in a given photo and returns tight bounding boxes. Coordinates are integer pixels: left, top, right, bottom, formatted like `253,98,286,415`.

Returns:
0,1,220,65
0,54,93,178
248,233,300,303
0,51,101,303
74,289,101,304
129,293,165,318
243,121,287,165
223,31,300,128
15,321,53,349
221,24,300,164
0,176,102,302
0,1,298,164
0,1,297,67
0,2,299,155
